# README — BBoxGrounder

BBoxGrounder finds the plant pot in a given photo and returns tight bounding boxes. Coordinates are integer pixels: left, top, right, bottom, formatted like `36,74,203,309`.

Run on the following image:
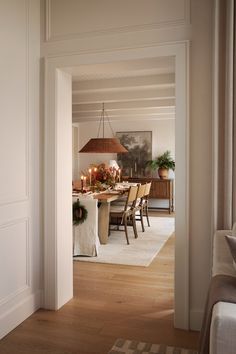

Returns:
158,168,169,179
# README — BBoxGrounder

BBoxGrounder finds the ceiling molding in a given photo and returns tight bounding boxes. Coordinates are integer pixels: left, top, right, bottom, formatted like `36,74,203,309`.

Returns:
45,0,190,43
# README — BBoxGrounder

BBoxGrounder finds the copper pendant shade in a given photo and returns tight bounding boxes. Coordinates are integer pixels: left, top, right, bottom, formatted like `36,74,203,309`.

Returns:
79,103,128,153
79,138,128,153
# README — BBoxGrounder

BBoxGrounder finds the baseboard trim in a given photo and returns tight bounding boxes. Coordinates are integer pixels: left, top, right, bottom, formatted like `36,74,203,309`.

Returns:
0,290,42,339
190,309,204,331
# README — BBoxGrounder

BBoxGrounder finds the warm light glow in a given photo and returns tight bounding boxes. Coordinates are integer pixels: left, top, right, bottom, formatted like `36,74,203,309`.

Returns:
109,160,119,170
88,169,92,185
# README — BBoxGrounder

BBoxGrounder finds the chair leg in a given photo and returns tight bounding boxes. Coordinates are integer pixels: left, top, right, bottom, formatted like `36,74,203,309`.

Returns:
124,215,129,245
145,203,150,227
140,208,145,232
117,217,119,230
132,213,138,239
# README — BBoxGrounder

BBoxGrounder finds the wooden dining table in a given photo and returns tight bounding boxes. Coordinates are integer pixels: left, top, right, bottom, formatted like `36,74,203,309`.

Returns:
93,192,121,244
73,183,136,245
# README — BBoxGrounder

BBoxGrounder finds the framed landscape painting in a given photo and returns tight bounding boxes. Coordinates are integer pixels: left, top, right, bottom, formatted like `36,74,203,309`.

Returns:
116,131,152,177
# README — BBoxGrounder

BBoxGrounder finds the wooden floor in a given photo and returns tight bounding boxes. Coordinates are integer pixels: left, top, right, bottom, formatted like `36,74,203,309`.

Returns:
0,218,199,354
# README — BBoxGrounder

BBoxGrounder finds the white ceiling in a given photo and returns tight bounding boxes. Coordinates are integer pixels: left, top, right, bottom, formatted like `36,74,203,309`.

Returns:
70,56,176,123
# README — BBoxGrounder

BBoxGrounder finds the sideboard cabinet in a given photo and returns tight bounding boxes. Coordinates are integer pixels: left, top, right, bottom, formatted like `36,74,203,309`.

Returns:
125,177,174,213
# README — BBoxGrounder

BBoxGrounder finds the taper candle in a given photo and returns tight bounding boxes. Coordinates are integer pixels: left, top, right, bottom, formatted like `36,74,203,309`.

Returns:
118,168,121,182
88,168,92,185
81,175,84,191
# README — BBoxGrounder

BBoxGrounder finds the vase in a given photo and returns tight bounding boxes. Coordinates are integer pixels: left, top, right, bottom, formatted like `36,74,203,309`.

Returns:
158,168,169,179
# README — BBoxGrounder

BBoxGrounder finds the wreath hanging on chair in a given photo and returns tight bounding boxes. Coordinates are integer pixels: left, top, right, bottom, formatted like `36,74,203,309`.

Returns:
73,200,88,225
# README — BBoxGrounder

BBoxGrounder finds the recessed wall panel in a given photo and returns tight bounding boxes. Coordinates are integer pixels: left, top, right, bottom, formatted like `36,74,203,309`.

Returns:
0,219,29,304
0,0,28,203
47,0,189,40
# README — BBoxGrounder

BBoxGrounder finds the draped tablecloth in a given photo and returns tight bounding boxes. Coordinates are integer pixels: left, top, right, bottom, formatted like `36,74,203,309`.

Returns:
73,196,100,257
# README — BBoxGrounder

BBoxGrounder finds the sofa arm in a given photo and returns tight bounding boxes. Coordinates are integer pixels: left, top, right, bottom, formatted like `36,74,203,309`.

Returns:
210,302,236,354
212,230,235,277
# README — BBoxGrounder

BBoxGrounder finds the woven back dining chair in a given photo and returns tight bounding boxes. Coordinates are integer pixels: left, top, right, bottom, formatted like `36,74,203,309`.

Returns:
143,182,152,227
134,183,147,232
109,185,139,244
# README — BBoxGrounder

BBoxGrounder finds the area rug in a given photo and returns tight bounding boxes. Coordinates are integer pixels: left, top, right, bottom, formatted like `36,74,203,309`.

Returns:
74,217,174,267
108,338,198,354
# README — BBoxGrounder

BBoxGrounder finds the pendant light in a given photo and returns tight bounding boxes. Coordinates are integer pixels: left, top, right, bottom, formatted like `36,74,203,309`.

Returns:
79,103,128,153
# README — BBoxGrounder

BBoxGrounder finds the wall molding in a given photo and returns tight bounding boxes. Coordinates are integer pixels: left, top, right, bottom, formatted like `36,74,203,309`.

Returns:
0,218,30,306
45,0,191,43
0,290,42,340
25,0,30,202
0,0,30,206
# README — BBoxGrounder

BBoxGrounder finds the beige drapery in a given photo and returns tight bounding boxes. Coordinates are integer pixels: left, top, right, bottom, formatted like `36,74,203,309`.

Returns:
214,0,236,229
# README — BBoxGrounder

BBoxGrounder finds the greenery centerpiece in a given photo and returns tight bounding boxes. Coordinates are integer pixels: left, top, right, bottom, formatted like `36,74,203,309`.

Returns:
146,150,175,179
86,163,116,192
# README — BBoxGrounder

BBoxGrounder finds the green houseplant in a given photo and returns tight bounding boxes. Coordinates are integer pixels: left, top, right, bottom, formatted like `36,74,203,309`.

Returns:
147,150,175,179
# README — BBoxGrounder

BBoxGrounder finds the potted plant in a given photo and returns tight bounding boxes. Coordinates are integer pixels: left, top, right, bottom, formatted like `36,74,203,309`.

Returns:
146,150,175,179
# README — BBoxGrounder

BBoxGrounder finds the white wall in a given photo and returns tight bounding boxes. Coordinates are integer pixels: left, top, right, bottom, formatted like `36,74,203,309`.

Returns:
77,119,175,176
72,124,79,179
41,0,213,330
0,0,41,338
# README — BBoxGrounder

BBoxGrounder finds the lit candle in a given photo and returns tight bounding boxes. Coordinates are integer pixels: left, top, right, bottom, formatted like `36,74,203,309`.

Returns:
134,162,137,173
118,168,121,182
83,176,87,188
81,175,84,191
93,167,97,181
88,168,92,185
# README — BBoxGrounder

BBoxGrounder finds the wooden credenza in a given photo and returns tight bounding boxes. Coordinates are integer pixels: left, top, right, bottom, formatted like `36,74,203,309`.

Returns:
125,177,174,213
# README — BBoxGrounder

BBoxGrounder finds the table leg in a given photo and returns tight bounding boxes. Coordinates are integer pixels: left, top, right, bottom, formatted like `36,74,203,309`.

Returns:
98,202,110,244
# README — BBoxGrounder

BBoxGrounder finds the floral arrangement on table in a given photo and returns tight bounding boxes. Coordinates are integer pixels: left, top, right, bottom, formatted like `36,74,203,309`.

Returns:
81,163,121,192
95,163,115,184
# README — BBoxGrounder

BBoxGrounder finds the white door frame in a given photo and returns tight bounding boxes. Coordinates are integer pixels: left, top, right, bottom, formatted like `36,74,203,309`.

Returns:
44,41,190,329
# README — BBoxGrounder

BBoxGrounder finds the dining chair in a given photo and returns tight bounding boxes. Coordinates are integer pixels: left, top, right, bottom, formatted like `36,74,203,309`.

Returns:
143,182,152,227
109,185,139,244
134,183,147,232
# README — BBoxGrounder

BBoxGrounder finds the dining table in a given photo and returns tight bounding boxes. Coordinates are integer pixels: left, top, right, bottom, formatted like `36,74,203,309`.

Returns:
73,182,137,246
93,192,122,244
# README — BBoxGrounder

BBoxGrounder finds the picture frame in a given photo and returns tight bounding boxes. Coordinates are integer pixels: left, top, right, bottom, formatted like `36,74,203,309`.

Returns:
116,131,152,177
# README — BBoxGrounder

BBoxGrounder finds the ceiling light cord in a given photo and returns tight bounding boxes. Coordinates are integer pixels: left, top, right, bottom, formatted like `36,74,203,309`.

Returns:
79,102,128,153
105,110,115,137
97,103,115,138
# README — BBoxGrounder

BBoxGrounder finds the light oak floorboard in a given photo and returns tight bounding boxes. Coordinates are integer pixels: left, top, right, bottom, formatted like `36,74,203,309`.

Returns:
0,217,199,354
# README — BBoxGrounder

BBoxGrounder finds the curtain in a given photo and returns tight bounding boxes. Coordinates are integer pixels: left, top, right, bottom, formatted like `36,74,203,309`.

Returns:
215,0,236,229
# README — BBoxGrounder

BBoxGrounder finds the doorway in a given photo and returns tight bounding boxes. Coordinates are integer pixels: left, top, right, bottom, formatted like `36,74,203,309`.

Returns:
43,42,190,329
71,56,175,267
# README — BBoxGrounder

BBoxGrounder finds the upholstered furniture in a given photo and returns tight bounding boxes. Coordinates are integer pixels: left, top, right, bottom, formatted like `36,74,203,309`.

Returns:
73,196,100,256
209,229,236,354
